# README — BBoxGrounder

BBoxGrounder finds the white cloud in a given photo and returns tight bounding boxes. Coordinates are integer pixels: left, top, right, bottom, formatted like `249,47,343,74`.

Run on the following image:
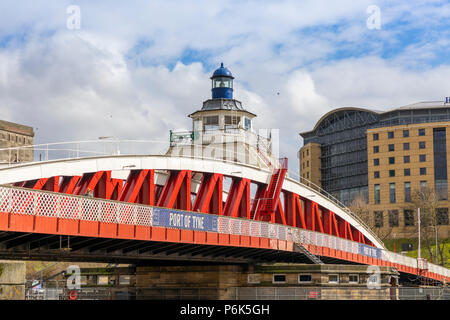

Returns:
0,1,449,174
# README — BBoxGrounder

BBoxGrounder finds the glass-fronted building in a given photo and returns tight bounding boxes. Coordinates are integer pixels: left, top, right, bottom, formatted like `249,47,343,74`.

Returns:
299,100,450,239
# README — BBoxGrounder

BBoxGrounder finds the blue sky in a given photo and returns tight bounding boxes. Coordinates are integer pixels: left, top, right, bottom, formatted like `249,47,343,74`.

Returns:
0,0,449,174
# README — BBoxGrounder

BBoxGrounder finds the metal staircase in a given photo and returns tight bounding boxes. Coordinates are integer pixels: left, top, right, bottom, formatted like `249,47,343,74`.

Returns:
289,229,324,265
257,158,288,218
294,243,324,265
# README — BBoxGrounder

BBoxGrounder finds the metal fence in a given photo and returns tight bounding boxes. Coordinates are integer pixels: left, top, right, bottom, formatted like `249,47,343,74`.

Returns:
1,185,449,280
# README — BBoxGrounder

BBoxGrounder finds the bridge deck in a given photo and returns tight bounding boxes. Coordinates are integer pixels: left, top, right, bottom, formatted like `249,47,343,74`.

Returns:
0,186,448,283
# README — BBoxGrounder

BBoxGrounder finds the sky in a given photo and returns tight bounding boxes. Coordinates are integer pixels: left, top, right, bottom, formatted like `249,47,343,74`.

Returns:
0,0,449,175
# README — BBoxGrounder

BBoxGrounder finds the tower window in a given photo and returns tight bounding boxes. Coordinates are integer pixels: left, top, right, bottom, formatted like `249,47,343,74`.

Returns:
203,116,219,131
244,117,251,131
225,115,241,130
212,77,232,88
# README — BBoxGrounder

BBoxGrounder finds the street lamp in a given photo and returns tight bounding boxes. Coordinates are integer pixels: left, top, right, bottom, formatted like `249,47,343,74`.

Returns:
98,136,119,155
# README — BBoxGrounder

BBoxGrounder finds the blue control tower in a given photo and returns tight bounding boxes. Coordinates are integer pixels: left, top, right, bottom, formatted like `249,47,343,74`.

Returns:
211,63,234,99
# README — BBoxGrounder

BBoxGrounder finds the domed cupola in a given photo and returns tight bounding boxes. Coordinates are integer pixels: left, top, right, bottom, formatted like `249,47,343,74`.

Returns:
211,63,234,99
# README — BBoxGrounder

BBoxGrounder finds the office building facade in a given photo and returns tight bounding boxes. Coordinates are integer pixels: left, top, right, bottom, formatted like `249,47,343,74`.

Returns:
300,100,450,239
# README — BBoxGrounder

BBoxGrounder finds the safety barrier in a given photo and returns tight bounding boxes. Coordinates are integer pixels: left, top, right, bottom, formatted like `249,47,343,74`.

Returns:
0,185,449,279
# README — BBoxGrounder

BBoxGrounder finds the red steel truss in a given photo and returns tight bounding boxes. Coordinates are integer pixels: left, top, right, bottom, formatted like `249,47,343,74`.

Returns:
12,166,374,247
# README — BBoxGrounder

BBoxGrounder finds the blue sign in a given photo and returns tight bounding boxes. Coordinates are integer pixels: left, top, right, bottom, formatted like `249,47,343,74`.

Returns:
358,243,381,259
152,207,218,232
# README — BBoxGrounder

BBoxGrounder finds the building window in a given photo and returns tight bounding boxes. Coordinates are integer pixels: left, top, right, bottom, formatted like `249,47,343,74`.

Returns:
374,184,380,204
307,149,309,156
418,128,425,136
404,182,411,202
404,155,410,163
374,211,383,227
404,210,414,226
420,181,427,190
374,171,380,179
389,183,396,203
389,157,395,164
273,274,286,284
307,160,309,167
419,154,426,162
388,144,395,151
307,172,309,179
404,168,410,176
403,143,410,150
349,274,359,284
437,208,449,225
373,146,379,153
373,133,379,141
298,274,312,283
420,168,427,175
374,158,380,166
328,274,339,284
403,130,409,137
389,210,399,227
419,141,426,149
388,131,394,139
389,170,395,177
433,128,448,201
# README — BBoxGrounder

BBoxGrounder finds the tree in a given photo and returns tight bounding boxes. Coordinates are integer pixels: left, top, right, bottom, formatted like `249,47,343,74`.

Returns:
349,194,393,241
405,186,448,266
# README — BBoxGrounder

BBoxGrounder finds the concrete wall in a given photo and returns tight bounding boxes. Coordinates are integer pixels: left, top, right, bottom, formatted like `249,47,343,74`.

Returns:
0,260,26,300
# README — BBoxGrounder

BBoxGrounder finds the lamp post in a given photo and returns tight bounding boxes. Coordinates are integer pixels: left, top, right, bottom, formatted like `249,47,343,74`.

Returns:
418,207,421,261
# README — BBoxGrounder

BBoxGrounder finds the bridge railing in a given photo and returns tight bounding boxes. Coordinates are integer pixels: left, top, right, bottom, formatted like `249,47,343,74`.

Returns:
0,186,449,279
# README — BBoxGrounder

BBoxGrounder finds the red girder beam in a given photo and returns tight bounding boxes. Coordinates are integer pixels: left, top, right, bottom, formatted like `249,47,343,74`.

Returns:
193,173,223,215
331,212,340,238
313,203,324,233
157,170,191,210
295,197,307,229
176,170,191,211
223,178,251,218
72,171,106,196
59,176,81,194
284,192,296,227
118,170,155,204
304,200,314,231
108,179,123,201
275,200,287,225
251,184,266,221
